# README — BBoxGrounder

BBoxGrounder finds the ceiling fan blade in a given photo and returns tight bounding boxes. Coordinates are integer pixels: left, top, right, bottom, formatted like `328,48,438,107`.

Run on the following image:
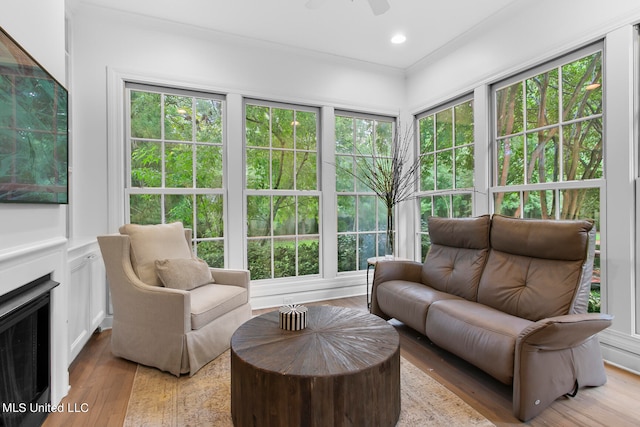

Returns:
367,0,390,15
306,0,326,10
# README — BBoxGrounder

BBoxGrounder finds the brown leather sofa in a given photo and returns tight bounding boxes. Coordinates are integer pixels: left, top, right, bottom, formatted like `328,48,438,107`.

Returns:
370,214,613,421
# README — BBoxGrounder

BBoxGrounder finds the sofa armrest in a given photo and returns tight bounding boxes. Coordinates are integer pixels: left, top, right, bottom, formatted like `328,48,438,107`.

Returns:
517,313,613,350
513,313,613,421
370,260,422,317
372,260,423,286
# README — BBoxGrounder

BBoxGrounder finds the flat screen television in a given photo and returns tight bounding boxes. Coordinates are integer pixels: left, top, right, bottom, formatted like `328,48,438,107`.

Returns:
0,26,68,204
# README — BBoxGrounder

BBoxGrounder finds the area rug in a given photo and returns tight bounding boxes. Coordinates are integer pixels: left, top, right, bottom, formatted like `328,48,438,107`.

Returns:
124,351,495,427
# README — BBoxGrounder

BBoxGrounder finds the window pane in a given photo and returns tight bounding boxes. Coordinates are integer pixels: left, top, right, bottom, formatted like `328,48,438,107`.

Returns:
358,233,375,270
335,155,354,192
434,194,450,217
420,154,434,191
356,119,373,155
274,238,296,278
454,100,474,146
336,116,354,154
563,118,603,181
419,197,432,232
130,194,160,224
452,193,472,217
247,195,270,237
247,239,271,280
436,109,453,150
196,144,222,188
196,240,224,268
496,136,524,186
298,196,319,234
455,145,474,188
436,150,453,190
496,82,523,137
165,194,193,228
526,130,559,184
164,95,192,141
195,98,222,143
296,151,317,190
494,191,520,217
562,52,603,120
523,190,554,219
246,148,270,189
273,195,295,236
295,111,317,151
130,91,161,139
526,69,559,129
272,108,294,149
358,195,376,231
196,194,223,238
165,143,193,188
131,140,161,187
337,234,356,272
337,195,355,232
246,105,270,147
561,187,599,222
419,115,435,154
375,121,393,157
298,237,319,276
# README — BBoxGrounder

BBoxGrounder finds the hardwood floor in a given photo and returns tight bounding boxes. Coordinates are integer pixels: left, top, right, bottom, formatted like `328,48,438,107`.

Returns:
43,296,640,426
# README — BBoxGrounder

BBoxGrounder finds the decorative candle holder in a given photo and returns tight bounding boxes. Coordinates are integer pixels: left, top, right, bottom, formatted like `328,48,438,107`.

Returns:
279,304,308,331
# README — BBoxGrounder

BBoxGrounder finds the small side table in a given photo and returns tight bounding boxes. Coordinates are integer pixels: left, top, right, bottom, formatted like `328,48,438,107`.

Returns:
366,256,408,310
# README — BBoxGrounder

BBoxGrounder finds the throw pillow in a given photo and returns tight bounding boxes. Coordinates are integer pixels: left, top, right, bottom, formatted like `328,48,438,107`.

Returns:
119,222,192,286
155,257,214,291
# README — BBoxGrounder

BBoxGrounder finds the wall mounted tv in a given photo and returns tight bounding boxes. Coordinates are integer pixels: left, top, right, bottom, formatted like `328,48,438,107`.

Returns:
0,26,68,204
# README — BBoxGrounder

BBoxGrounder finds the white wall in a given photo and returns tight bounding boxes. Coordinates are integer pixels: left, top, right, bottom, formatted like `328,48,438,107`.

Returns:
0,0,67,251
69,4,405,240
404,0,640,373
0,0,69,405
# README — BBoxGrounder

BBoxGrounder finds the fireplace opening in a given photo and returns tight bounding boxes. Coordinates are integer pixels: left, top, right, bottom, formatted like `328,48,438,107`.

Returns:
0,274,59,427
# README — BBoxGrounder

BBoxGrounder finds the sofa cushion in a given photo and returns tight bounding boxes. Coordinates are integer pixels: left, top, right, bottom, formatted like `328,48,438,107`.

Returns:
421,215,490,301
426,299,533,385
120,222,192,286
155,257,214,291
376,280,462,335
189,284,248,330
478,215,593,321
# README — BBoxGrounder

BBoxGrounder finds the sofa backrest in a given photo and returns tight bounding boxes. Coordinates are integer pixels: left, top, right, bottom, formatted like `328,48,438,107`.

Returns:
477,214,595,321
421,215,491,301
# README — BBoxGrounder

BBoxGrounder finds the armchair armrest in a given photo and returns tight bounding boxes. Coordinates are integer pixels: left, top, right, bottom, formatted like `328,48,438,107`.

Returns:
98,234,191,334
517,313,613,350
209,268,250,288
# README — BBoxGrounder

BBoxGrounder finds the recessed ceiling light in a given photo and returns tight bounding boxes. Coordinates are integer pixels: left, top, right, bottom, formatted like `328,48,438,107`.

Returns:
391,34,407,44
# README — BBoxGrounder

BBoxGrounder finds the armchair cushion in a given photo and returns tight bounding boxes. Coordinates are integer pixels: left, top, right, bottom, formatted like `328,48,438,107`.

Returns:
155,257,214,290
119,222,192,286
189,284,249,330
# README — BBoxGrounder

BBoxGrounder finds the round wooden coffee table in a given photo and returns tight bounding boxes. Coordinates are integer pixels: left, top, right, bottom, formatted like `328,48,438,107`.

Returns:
231,305,400,427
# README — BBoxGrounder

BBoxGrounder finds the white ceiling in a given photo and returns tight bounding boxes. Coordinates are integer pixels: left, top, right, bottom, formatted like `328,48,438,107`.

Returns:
69,0,521,69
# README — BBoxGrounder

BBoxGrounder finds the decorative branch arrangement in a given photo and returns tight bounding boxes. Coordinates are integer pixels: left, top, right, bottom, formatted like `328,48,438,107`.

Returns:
337,122,421,257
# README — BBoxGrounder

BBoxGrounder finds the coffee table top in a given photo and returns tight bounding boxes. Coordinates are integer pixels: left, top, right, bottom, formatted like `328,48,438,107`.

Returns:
231,305,399,377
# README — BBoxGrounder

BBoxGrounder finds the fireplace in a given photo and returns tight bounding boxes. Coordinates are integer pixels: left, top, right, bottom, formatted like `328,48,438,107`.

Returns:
0,274,58,427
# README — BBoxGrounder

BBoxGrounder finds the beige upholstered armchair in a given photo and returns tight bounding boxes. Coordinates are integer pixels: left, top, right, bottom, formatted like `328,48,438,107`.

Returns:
97,222,251,376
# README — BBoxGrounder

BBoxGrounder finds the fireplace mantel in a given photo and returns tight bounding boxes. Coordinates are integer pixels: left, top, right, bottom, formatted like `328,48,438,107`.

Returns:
0,236,69,406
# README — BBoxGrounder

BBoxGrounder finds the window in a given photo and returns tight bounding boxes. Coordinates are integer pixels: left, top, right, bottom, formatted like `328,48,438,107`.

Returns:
245,101,320,280
335,113,394,272
125,84,225,267
416,98,475,259
491,44,603,293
